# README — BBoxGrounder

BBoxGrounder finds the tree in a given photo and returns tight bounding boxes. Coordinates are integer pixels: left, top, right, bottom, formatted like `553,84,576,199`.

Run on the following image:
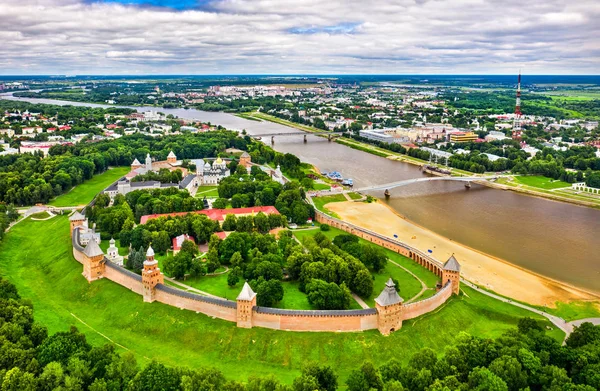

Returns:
305,279,351,310
353,269,374,298
488,356,528,391
254,212,270,234
180,240,199,257
222,214,237,231
348,362,383,391
131,361,180,391
253,278,284,307
566,322,600,348
152,230,171,254
212,198,228,209
163,252,192,279
468,367,508,391
299,364,338,391
236,215,254,232
227,270,240,287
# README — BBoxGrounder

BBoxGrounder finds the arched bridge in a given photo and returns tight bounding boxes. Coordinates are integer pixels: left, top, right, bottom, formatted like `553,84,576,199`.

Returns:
355,175,502,192
251,132,342,143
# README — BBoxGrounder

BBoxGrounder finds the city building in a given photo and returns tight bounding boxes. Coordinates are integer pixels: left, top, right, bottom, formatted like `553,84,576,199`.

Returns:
449,131,477,143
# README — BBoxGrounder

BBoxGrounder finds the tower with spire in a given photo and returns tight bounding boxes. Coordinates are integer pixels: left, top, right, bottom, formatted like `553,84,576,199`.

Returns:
513,70,523,136
82,239,105,282
142,245,164,302
442,255,461,295
236,282,257,328
375,278,404,335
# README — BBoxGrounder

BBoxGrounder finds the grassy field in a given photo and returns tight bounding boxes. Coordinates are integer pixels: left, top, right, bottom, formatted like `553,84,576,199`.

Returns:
195,185,220,198
0,216,566,385
514,175,570,189
311,194,347,217
312,183,331,191
181,270,362,310
347,192,363,200
30,211,52,219
49,167,129,207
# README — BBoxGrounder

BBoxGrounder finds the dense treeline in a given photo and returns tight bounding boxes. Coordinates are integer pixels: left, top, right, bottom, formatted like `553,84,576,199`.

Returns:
345,318,600,391
0,203,19,241
208,229,385,309
216,160,315,225
90,188,205,236
443,91,600,119
0,130,246,206
2,275,599,390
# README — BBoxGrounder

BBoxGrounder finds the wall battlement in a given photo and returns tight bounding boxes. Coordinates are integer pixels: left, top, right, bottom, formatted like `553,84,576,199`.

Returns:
71,208,460,334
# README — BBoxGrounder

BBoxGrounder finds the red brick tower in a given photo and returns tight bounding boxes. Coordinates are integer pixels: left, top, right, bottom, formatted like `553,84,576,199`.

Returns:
142,245,164,303
82,239,105,282
69,211,86,238
375,278,404,335
442,255,461,295
236,282,257,328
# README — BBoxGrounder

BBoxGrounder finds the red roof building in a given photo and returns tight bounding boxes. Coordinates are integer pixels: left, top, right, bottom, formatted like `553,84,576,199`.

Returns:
172,234,195,254
140,206,279,225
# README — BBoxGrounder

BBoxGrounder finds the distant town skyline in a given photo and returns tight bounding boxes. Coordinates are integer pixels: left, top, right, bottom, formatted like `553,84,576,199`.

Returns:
0,0,598,75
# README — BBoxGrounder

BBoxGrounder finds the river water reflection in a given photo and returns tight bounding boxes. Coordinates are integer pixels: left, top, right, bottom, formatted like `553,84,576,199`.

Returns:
3,93,599,293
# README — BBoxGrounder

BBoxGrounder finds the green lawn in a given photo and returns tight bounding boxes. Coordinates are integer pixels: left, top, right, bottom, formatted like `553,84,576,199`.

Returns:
364,263,422,307
30,211,51,219
195,185,220,198
514,175,570,190
0,216,565,385
49,167,129,207
181,271,362,310
347,192,363,200
311,194,347,217
312,183,331,191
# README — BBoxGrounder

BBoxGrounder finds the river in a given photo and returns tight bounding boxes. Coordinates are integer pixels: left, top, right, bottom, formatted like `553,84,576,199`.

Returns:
3,93,600,294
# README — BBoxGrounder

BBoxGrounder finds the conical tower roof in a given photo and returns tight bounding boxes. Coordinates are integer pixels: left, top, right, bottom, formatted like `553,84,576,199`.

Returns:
374,278,403,306
83,240,104,258
444,255,461,272
237,282,257,301
69,211,86,221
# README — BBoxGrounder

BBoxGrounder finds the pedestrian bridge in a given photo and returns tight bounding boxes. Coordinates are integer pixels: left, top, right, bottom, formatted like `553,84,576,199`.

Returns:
355,175,501,192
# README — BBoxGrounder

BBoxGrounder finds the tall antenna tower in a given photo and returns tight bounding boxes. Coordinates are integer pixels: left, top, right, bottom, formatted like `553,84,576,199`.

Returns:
513,70,522,135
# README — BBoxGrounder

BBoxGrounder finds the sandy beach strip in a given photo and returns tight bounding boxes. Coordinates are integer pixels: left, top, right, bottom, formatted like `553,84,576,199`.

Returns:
325,200,599,307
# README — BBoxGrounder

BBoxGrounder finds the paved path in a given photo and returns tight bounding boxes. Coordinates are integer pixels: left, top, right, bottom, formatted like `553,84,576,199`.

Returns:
388,259,429,304
352,294,370,309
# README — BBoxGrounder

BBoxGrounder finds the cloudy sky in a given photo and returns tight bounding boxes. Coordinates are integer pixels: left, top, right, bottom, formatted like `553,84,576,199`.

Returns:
0,0,598,75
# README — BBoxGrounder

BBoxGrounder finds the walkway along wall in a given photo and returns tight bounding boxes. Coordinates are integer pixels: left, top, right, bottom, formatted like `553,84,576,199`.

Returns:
70,208,460,334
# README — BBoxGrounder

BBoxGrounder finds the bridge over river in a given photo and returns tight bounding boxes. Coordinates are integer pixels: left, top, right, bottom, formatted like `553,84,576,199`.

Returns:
251,131,342,143
354,175,503,193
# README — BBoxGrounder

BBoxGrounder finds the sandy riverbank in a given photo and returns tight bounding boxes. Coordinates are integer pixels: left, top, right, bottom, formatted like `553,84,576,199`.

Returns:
325,200,599,307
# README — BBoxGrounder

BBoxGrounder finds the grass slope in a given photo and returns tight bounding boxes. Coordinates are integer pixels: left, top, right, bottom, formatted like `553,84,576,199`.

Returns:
49,167,130,207
514,175,570,189
0,216,564,385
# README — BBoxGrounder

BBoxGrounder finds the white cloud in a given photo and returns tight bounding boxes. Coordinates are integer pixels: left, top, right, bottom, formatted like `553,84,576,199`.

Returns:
0,0,597,74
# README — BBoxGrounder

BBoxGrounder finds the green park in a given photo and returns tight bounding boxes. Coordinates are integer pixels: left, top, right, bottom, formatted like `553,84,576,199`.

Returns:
0,214,567,385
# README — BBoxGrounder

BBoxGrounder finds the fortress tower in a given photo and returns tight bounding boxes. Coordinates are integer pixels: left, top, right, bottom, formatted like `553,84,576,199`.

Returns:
239,151,251,168
82,239,105,282
236,282,257,328
167,151,177,164
69,211,86,237
442,255,461,295
375,278,404,335
142,245,164,303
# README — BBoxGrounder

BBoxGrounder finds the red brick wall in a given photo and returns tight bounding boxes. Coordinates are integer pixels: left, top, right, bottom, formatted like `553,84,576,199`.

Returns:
154,289,237,322
403,283,453,320
252,312,378,332
104,266,144,295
